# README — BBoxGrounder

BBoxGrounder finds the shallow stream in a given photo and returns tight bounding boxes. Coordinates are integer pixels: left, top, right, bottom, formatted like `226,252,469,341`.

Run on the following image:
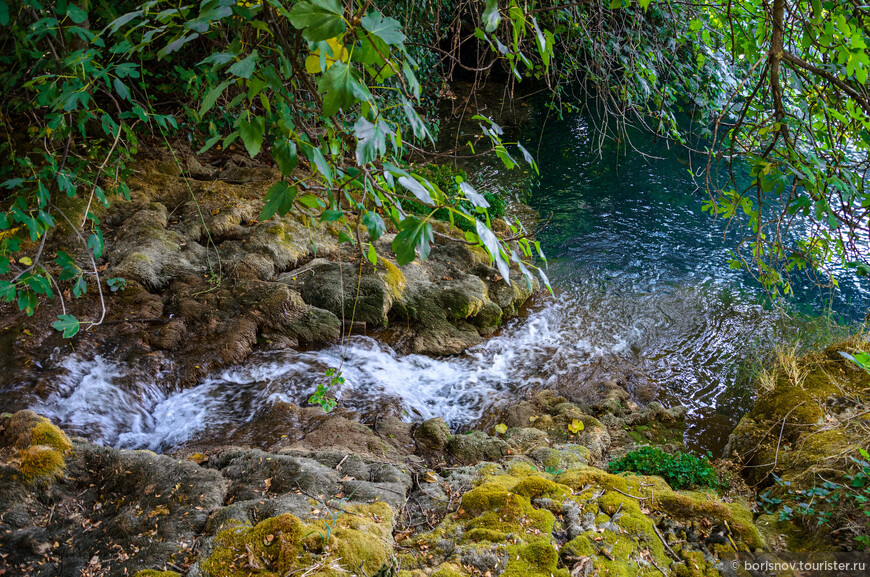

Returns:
17,112,870,456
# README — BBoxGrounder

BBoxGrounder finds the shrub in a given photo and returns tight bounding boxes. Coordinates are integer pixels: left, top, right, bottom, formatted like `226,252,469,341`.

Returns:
608,447,718,490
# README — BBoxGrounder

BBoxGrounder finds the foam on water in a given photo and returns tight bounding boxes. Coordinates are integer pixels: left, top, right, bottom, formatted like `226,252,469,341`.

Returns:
28,281,782,453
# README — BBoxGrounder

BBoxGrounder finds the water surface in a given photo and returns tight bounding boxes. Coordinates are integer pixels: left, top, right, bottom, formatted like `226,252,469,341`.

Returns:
20,112,870,456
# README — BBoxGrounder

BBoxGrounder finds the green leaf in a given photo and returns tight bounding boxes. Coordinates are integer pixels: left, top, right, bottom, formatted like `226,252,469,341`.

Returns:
317,61,371,117
476,220,511,285
52,314,80,338
402,100,431,141
398,176,434,205
459,182,490,208
305,145,333,183
362,210,385,241
289,0,346,42
517,143,538,174
200,79,233,116
260,181,297,220
0,1,9,26
320,209,344,222
273,137,298,176
17,290,37,316
0,280,14,302
366,243,378,266
239,114,265,158
483,0,500,33
159,33,199,58
87,229,104,259
354,117,387,165
66,4,87,24
73,275,87,297
361,12,405,45
106,10,142,34
392,216,433,265
228,50,258,79
113,77,130,101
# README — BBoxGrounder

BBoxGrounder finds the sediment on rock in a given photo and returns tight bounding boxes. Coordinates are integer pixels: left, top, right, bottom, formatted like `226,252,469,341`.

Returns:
725,340,870,551
1,380,769,577
0,154,539,395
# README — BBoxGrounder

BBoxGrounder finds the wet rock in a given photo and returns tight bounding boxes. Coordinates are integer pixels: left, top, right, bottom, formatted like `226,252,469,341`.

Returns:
208,449,341,502
0,429,227,577
289,415,395,459
414,418,451,452
110,201,208,291
505,427,550,452
281,258,394,326
447,430,507,464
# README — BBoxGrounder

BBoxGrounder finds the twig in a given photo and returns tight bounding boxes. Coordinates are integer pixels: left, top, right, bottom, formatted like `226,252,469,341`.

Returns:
611,486,649,500
653,523,679,561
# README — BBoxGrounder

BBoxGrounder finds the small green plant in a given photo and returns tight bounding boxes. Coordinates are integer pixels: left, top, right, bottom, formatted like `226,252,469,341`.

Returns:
608,447,718,490
839,351,870,374
308,368,343,413
760,449,870,550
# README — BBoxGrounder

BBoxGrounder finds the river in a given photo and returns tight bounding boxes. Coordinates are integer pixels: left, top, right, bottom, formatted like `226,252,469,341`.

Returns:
22,110,870,457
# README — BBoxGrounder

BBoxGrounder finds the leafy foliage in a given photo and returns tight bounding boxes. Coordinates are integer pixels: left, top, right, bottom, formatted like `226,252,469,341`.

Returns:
2,0,867,338
308,367,343,413
609,447,718,489
759,450,870,550
0,0,550,337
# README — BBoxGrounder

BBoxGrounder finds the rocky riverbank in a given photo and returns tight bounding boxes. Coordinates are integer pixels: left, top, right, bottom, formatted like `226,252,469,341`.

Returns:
3,341,868,576
1,380,761,577
0,152,536,412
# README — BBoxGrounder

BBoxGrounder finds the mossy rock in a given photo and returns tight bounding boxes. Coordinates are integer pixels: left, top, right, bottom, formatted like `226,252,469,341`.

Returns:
431,563,467,577
511,476,571,500
133,571,181,577
200,502,394,577
501,540,568,577
465,528,509,542
200,514,304,577
0,411,72,484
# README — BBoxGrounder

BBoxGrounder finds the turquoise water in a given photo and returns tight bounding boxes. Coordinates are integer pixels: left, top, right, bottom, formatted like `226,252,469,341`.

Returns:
519,111,868,453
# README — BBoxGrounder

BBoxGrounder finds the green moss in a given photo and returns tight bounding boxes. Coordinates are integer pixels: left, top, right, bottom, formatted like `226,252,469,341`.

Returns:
133,572,181,577
460,484,524,517
381,259,406,299
465,528,509,542
30,420,72,454
502,540,568,577
675,549,718,577
512,477,570,500
18,445,66,482
200,504,393,577
329,527,391,574
201,514,303,577
655,492,764,550
431,563,467,577
562,535,595,557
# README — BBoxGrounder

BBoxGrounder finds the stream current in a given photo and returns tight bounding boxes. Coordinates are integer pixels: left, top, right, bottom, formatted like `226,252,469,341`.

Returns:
19,112,870,456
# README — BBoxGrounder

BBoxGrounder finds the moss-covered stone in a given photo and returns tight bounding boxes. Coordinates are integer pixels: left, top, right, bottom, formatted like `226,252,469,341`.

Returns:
133,571,181,577
200,503,394,577
200,514,304,577
501,540,568,577
0,411,72,484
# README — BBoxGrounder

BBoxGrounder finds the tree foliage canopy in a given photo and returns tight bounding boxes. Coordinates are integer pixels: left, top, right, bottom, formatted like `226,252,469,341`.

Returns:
0,0,868,335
